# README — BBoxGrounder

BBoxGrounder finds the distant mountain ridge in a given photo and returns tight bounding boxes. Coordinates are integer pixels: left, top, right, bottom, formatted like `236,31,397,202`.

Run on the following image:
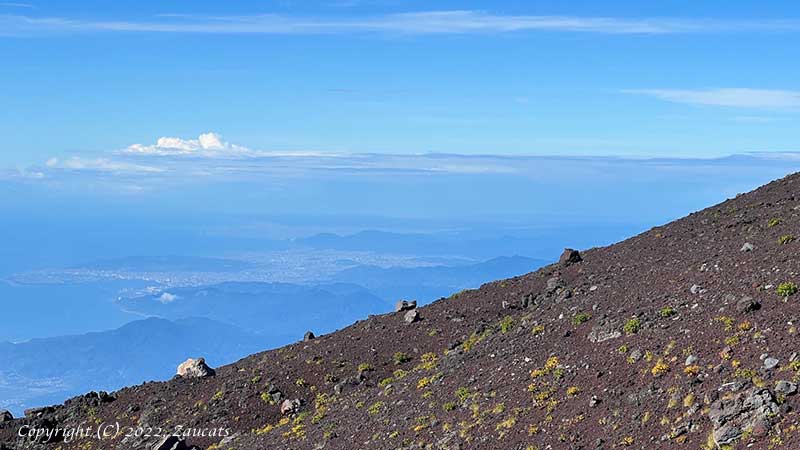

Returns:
329,255,546,301
116,281,389,336
0,317,269,416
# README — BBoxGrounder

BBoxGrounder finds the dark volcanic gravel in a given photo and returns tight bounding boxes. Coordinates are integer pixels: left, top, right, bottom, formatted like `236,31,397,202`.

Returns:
5,174,800,450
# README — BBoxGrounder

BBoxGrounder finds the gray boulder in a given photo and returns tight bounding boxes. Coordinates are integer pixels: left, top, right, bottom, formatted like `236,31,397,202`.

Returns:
776,381,798,396
176,357,215,378
404,309,420,324
0,410,12,423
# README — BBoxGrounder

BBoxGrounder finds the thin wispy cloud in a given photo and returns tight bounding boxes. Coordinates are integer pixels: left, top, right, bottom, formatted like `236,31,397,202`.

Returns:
45,156,165,173
626,88,800,110
2,11,800,37
0,2,34,8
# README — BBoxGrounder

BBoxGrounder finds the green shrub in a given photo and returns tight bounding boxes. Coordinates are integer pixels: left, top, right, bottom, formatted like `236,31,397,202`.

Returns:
779,235,795,245
623,318,641,335
659,307,677,318
368,401,385,415
777,282,798,297
499,315,515,333
768,218,782,228
455,387,472,403
393,352,412,365
571,312,591,325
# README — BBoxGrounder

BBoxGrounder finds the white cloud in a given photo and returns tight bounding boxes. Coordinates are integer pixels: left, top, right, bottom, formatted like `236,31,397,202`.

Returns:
2,11,800,37
158,292,178,303
45,156,164,173
625,88,800,109
124,132,255,157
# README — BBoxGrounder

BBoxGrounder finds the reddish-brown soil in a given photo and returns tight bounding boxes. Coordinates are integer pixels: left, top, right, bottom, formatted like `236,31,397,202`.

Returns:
4,173,800,450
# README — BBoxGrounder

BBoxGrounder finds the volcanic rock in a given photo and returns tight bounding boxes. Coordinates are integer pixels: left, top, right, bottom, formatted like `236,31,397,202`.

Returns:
176,357,215,378
559,248,582,266
735,296,760,313
404,309,419,323
395,300,417,312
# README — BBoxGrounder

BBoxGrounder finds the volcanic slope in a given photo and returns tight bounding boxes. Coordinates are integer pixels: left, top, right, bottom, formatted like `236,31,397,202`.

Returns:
5,174,800,450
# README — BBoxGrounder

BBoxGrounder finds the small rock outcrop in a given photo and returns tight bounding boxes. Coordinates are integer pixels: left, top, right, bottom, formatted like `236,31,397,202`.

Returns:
735,296,760,313
588,322,622,343
559,248,582,266
708,387,780,445
740,242,755,252
176,357,215,378
303,331,316,341
395,300,417,312
0,410,12,423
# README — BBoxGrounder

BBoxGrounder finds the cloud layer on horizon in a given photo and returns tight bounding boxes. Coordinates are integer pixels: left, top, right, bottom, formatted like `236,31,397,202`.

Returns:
6,131,800,190
3,11,800,37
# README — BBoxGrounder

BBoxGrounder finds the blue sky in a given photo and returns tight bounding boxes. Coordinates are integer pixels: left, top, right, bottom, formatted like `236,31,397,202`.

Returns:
1,0,799,168
2,1,800,278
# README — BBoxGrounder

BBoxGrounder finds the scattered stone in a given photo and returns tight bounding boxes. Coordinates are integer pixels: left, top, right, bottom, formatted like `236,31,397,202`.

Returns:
404,309,419,324
546,276,564,293
280,399,302,415
176,357,215,378
629,348,643,363
735,296,760,313
740,242,755,252
685,355,698,366
395,300,417,312
501,300,511,309
775,381,798,396
303,331,315,341
0,410,12,423
589,396,601,408
152,436,196,450
559,248,582,266
690,284,705,295
764,357,779,370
